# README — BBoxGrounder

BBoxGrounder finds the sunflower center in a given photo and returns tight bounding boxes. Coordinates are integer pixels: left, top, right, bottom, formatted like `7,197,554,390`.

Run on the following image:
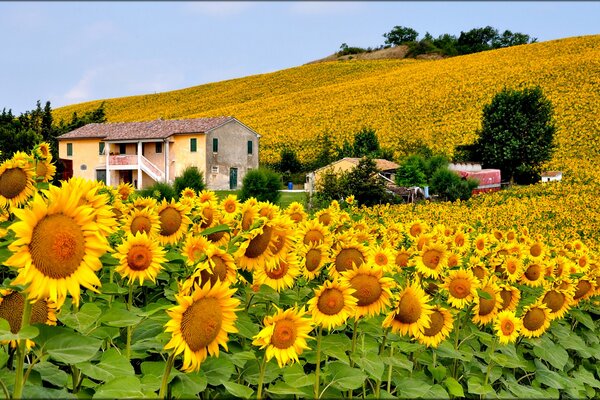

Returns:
127,245,152,271
271,319,298,349
522,307,545,331
530,243,542,258
266,261,288,279
542,290,564,312
318,212,332,226
0,167,28,199
289,212,303,223
30,214,85,279
200,207,214,229
200,257,229,285
271,233,286,254
409,224,422,237
423,310,444,337
476,240,485,251
305,249,322,272
0,292,49,333
524,264,541,281
394,291,422,324
422,249,442,269
447,255,459,267
303,229,324,245
180,297,222,352
245,226,273,258
506,260,517,274
574,280,592,300
317,288,345,315
374,253,388,266
335,248,364,272
35,162,48,181
395,252,409,268
454,236,465,247
131,215,152,235
159,207,182,236
472,265,486,280
241,211,254,231
501,319,515,336
478,287,496,316
207,230,226,243
448,278,471,299
224,201,237,214
350,274,382,306
499,289,513,309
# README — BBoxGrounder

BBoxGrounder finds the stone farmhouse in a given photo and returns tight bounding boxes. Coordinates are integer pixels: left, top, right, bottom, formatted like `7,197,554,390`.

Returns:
57,116,260,190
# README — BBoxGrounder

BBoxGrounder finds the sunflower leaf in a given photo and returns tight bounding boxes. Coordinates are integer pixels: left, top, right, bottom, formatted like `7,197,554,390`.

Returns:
326,361,367,390
223,381,253,399
476,288,493,300
0,318,39,341
200,224,231,237
46,332,102,364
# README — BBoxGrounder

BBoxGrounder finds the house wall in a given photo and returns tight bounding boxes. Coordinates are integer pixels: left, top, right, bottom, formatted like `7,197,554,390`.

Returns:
142,142,166,171
205,121,259,190
171,134,207,182
58,138,104,181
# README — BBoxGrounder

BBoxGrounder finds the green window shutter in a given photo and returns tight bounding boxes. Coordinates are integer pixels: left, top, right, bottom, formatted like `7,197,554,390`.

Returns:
99,142,105,155
213,138,218,153
190,138,197,152
247,140,253,155
67,143,73,156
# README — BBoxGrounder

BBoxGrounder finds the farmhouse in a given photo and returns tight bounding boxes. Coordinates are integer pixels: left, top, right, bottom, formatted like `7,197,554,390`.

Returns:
541,171,563,183
306,157,400,193
56,116,260,190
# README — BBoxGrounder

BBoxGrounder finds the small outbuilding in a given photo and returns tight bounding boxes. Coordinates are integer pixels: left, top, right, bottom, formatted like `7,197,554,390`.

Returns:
541,171,563,183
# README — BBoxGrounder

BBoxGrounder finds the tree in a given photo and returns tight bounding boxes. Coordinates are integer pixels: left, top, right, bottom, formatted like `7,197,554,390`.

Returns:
239,168,282,203
278,148,302,174
471,86,556,184
344,157,389,206
430,169,479,202
395,155,427,187
383,26,419,46
173,166,206,196
313,130,335,169
457,26,498,54
353,127,380,157
492,30,535,48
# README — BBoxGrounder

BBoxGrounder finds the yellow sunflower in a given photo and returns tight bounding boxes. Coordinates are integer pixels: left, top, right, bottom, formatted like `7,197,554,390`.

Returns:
469,256,489,281
473,233,493,257
257,201,281,221
0,156,36,209
123,206,161,238
573,276,595,303
371,245,395,272
33,142,52,160
414,305,454,348
252,306,314,368
494,310,521,345
220,194,240,221
235,218,278,272
181,234,212,267
156,199,192,245
413,242,448,279
451,230,470,253
6,188,110,307
498,283,521,311
520,261,546,287
472,277,502,326
315,208,336,227
116,182,135,201
197,190,218,204
180,247,238,294
115,232,166,285
298,219,332,247
328,240,370,279
129,196,158,212
441,268,479,310
164,281,240,372
407,220,428,239
526,239,546,261
339,264,394,318
520,303,551,338
393,247,412,271
237,200,260,232
500,256,523,283
283,201,307,224
539,286,573,320
296,242,330,280
253,254,300,292
383,283,433,337
268,217,297,267
307,280,357,331
32,157,57,183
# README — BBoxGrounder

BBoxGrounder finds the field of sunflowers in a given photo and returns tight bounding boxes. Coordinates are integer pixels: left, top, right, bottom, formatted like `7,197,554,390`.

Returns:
2,144,600,398
52,35,600,176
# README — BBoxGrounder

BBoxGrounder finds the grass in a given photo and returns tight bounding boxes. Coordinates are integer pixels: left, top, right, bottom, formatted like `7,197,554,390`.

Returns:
213,190,308,209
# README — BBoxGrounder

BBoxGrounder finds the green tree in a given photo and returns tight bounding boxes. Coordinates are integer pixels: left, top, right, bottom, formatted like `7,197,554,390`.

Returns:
278,148,302,174
395,155,427,187
430,169,479,202
472,86,556,184
353,127,380,157
457,26,498,54
383,26,419,46
173,166,206,196
240,168,282,203
313,130,335,169
492,30,535,48
344,157,389,206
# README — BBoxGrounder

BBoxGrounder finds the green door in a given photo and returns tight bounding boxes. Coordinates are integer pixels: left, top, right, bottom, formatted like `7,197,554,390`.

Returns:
229,168,238,190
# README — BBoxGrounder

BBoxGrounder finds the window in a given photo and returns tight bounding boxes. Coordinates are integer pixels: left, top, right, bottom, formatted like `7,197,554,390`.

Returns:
247,140,253,155
156,142,163,153
190,138,197,152
211,166,219,174
99,142,105,155
119,144,126,154
67,143,73,156
212,138,218,153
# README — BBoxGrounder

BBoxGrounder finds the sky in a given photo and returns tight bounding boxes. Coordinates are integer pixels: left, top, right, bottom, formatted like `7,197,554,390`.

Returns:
1,1,599,115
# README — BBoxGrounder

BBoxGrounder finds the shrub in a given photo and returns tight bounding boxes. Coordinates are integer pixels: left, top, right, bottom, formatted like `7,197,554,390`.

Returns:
173,166,205,196
430,168,478,202
240,168,282,203
138,182,177,201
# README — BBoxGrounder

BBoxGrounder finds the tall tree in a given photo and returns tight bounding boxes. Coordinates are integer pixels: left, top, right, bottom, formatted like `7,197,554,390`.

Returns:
383,26,419,46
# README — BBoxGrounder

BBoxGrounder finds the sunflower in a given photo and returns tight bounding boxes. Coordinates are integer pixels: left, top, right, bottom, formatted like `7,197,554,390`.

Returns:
393,247,412,271
237,199,260,232
382,283,433,337
236,218,281,272
298,219,332,247
180,187,197,201
407,220,428,239
539,286,573,320
164,281,240,372
268,217,297,267
382,222,405,248
204,217,231,247
328,240,370,279
315,208,336,227
220,194,240,221
447,252,461,268
123,206,161,238
339,264,394,318
182,234,212,267
0,289,57,350
573,276,595,303
472,277,502,326
156,199,192,245
413,242,448,279
32,157,57,183
283,201,307,224
33,142,52,160
116,182,135,201
307,280,357,331
520,261,546,287
6,189,110,307
180,247,238,294
500,256,523,283
252,306,313,368
414,305,454,348
115,232,166,285
258,201,281,221
0,156,36,209
451,230,470,253
198,190,218,204
129,196,158,212
494,310,521,345
498,283,521,311
441,269,479,310
253,254,300,292
526,240,545,260
370,245,394,272
473,233,492,257
297,242,329,280
520,303,551,338
195,200,220,233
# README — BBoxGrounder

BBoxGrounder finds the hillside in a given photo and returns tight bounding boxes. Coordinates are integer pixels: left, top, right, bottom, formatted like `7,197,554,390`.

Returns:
53,36,600,179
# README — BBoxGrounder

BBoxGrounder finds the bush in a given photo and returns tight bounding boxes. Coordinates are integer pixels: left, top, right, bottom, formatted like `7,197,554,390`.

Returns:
240,168,282,203
430,168,478,202
173,166,205,196
395,156,427,187
138,182,177,201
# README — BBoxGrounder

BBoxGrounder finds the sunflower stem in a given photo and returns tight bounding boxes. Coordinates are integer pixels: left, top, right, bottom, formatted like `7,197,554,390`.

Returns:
314,326,323,400
349,318,358,367
126,283,134,359
256,355,267,400
12,295,32,399
378,326,390,355
451,311,465,379
386,345,394,393
482,338,497,396
158,351,176,399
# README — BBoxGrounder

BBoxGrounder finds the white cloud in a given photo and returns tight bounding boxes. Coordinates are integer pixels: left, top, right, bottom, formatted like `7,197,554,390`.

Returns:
63,69,99,102
288,2,365,16
183,2,254,17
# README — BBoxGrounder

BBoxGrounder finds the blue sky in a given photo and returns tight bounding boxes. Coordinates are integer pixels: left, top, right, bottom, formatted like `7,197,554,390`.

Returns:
1,1,598,115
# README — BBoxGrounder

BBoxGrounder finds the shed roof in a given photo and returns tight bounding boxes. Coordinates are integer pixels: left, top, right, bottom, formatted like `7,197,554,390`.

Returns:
57,116,235,141
315,157,400,173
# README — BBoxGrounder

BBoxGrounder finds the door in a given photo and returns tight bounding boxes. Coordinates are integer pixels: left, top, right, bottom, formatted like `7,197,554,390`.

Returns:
229,168,238,190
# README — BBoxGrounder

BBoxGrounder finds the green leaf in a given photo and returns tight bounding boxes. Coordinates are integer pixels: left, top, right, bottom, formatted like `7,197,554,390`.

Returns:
228,350,256,368
467,376,494,396
476,288,493,300
283,363,315,387
534,362,567,389
395,341,423,353
223,381,254,399
321,333,351,364
46,332,102,364
381,352,413,371
395,375,433,398
58,303,102,334
267,381,309,396
171,372,207,398
502,376,548,399
22,386,74,399
200,224,231,237
572,366,600,389
570,309,596,330
200,356,235,386
241,359,280,385
0,318,39,341
424,384,449,399
100,253,120,266
327,361,367,391
77,348,135,382
32,361,69,387
444,377,464,397
0,347,8,369
532,336,568,370
165,250,186,264
434,340,469,361
100,282,129,295
235,312,259,339
253,284,279,305
93,376,144,399
354,351,385,380
99,306,143,327
428,365,447,382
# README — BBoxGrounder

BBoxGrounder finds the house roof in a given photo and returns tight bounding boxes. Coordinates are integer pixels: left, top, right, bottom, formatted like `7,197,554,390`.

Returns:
315,157,400,173
541,171,562,177
57,116,235,141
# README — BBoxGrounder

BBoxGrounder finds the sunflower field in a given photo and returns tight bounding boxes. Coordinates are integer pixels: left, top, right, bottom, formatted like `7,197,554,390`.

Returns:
2,145,600,398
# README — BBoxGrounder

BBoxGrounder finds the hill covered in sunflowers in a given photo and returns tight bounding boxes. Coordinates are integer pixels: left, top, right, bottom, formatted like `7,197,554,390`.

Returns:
53,35,600,178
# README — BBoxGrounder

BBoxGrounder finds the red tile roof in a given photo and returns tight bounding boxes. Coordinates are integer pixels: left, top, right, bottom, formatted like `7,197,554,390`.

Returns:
57,116,234,141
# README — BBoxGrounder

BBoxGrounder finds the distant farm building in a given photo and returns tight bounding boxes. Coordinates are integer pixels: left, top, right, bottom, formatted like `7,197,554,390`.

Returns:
448,163,501,195
541,171,563,183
